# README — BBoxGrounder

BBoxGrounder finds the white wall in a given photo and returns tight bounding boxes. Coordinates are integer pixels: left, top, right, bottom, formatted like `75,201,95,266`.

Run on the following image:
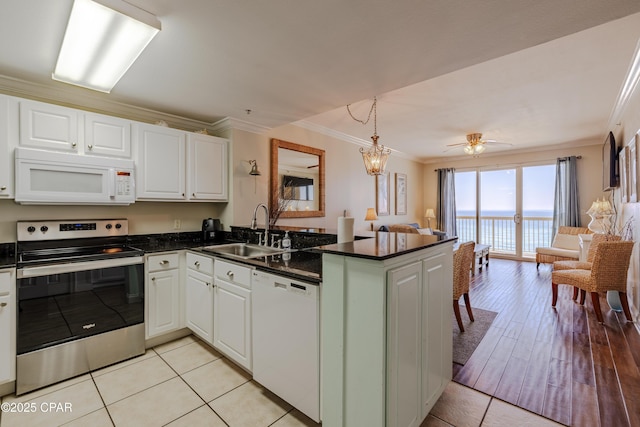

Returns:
0,200,225,242
228,124,425,234
609,49,640,323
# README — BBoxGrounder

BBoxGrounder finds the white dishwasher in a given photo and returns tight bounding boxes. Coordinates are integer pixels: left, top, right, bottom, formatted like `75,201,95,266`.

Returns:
251,270,320,422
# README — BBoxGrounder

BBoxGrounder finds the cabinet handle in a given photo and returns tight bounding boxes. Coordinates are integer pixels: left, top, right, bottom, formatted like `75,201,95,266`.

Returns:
88,144,93,150
206,282,211,287
151,277,156,282
0,302,7,307
0,186,6,191
194,261,200,267
71,142,77,148
192,193,196,197
226,270,234,278
160,260,169,265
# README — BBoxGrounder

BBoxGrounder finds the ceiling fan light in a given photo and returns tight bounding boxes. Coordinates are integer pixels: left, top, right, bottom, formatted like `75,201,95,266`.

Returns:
463,145,474,155
475,144,486,154
53,0,160,93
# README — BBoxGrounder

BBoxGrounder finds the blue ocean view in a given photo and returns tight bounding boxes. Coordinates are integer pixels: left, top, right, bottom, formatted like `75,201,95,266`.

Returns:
456,210,554,252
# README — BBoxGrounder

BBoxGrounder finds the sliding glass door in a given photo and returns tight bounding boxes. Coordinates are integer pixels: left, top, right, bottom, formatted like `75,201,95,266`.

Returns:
456,164,555,259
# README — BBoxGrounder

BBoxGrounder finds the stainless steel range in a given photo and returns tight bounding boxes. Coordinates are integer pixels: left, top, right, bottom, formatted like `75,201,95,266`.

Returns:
15,219,145,395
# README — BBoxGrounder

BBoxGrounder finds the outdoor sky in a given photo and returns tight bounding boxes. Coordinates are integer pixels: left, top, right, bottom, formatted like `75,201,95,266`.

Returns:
455,165,556,213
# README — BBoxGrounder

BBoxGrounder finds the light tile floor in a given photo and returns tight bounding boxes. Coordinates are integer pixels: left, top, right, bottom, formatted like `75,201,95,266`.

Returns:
0,335,563,427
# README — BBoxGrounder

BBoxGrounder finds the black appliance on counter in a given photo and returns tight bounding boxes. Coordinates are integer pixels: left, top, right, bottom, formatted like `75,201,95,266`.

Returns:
202,218,224,243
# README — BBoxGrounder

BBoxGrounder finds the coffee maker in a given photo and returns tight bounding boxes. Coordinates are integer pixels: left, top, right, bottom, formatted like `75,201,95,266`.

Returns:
202,218,223,243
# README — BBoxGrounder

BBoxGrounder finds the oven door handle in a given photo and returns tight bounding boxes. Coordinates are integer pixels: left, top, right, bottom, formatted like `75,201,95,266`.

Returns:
17,256,144,279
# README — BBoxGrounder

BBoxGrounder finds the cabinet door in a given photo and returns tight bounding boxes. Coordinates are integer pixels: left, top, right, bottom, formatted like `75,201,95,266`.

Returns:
136,123,186,200
185,269,214,344
421,252,451,418
187,134,228,201
213,279,251,370
0,270,16,384
147,269,180,338
19,100,78,152
85,112,131,158
387,261,422,427
0,96,15,198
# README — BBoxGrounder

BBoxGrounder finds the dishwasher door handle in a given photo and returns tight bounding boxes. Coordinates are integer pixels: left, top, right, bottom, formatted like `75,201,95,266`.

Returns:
274,282,287,290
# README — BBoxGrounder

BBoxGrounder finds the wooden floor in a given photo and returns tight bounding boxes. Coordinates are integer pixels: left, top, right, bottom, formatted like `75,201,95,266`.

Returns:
453,258,640,427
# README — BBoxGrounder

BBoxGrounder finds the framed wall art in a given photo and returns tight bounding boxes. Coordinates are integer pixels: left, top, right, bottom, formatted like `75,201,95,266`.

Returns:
630,136,638,203
395,173,407,215
619,144,628,203
376,172,390,216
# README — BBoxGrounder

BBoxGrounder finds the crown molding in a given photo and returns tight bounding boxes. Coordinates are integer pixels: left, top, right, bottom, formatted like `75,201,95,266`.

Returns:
0,73,219,132
293,119,418,161
608,38,640,131
210,117,271,134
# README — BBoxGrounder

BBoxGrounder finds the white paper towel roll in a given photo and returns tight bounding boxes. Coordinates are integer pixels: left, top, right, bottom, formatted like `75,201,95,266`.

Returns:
337,216,355,243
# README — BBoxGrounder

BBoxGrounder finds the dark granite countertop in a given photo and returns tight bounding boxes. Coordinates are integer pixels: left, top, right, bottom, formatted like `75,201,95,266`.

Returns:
190,247,323,284
314,232,457,260
0,243,16,268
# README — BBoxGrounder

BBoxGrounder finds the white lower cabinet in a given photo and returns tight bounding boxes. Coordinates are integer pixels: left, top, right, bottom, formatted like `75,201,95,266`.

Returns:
185,252,214,344
145,252,182,339
0,268,16,385
213,259,252,371
387,251,451,426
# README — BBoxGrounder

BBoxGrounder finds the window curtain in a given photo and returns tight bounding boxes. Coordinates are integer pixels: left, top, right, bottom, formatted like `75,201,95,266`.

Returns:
553,156,580,235
436,168,457,237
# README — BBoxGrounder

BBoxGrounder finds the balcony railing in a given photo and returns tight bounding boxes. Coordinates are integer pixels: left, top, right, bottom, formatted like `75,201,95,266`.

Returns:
456,215,554,256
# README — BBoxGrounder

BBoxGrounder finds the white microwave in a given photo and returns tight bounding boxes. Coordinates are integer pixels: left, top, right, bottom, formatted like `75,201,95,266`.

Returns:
15,147,135,205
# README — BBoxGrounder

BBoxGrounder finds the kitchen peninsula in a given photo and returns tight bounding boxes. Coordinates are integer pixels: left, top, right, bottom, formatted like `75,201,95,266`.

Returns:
318,233,455,427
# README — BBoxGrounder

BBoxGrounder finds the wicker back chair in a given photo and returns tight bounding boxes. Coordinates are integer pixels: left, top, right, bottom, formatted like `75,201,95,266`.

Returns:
551,241,635,323
453,241,475,332
554,234,621,271
536,226,590,269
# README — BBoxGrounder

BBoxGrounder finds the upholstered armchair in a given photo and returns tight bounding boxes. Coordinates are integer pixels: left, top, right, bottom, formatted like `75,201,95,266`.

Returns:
453,241,476,332
535,226,590,269
551,241,634,323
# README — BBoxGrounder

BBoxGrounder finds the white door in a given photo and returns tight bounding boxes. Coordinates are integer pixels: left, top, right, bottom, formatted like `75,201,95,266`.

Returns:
19,100,78,152
185,269,214,344
387,261,422,427
187,134,228,201
214,279,251,370
136,123,186,200
0,96,14,198
84,113,131,158
147,269,180,338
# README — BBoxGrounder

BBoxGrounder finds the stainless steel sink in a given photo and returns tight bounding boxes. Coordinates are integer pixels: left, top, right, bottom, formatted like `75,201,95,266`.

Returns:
202,243,286,259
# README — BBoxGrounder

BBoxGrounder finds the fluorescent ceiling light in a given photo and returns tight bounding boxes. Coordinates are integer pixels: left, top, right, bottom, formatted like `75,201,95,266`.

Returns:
53,0,160,93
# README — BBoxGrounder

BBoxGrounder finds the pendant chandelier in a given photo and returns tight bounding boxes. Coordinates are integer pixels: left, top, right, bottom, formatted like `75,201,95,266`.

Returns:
347,97,391,175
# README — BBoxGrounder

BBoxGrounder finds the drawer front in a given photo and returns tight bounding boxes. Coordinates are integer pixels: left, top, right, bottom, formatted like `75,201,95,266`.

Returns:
147,253,180,272
214,259,251,289
187,252,214,276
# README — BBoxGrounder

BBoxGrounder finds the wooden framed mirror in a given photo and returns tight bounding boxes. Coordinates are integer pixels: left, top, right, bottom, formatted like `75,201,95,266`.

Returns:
270,138,325,219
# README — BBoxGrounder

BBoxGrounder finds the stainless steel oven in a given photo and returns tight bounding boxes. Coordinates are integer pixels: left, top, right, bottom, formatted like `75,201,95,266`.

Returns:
15,219,144,395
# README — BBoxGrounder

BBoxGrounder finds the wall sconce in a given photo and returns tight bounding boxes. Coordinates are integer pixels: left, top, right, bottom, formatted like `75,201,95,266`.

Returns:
365,207,378,231
248,160,261,176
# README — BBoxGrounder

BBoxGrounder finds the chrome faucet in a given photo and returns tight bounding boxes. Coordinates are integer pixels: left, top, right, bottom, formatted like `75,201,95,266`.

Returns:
251,203,269,246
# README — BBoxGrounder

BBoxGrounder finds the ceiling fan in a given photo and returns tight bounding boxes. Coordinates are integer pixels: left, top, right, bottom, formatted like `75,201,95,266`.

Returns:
446,133,511,156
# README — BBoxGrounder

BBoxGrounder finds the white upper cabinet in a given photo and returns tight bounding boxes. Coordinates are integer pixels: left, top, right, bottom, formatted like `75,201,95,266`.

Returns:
135,123,186,200
187,133,228,201
84,112,131,158
19,99,79,152
18,99,132,158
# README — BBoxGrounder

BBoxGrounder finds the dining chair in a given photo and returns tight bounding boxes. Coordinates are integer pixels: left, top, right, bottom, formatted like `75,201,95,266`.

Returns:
453,241,476,332
553,234,621,301
551,241,634,323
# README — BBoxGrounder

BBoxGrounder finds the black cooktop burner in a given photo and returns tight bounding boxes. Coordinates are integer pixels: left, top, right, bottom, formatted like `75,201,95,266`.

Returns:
17,237,143,267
